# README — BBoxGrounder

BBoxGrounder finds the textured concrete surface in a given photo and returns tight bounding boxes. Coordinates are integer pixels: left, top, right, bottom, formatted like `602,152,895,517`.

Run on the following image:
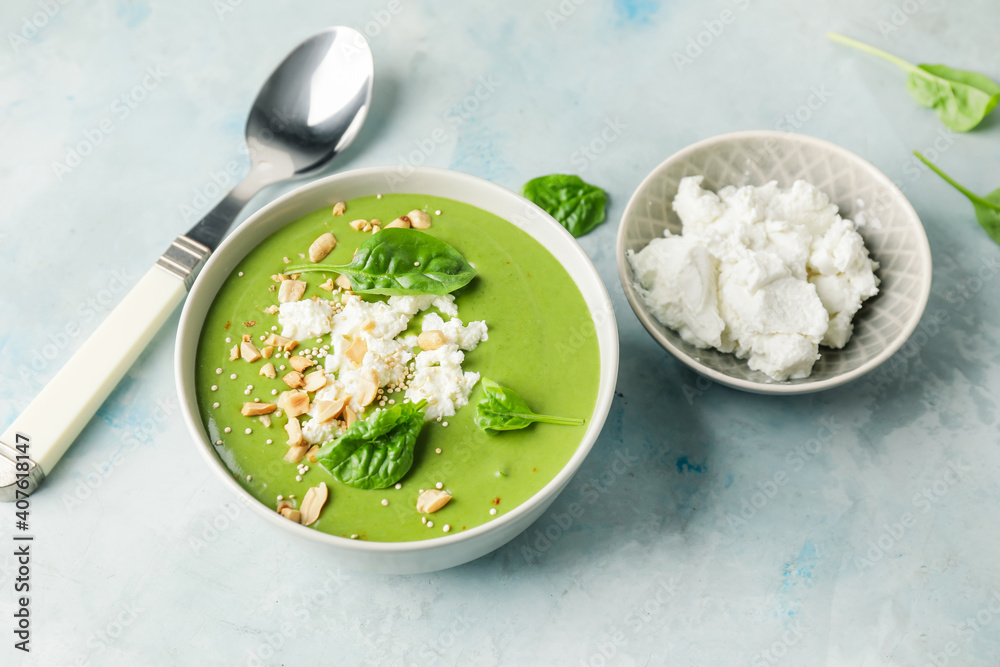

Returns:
2,0,999,665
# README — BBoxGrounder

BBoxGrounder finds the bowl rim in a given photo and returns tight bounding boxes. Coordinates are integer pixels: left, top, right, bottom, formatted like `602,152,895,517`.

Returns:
615,130,933,395
175,165,619,553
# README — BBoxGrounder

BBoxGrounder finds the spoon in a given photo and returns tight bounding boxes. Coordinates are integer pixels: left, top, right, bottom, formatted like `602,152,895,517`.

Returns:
0,26,374,500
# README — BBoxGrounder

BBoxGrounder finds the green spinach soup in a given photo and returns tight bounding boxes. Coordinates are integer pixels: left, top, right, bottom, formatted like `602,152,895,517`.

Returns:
195,194,600,541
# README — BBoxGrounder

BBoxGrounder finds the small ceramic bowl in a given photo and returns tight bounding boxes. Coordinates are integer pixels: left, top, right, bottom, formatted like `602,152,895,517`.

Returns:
617,131,932,394
176,167,618,574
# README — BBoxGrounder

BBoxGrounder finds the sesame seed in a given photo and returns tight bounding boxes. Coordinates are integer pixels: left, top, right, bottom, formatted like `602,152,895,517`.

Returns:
266,439,273,444
215,368,222,374
271,389,278,395
422,516,427,524
244,428,252,435
259,335,266,341
376,194,382,199
289,495,295,499
435,482,443,490
247,385,254,390
443,524,451,532
224,427,231,433
489,508,497,515
244,389,251,395
254,397,260,402
277,495,284,501
211,385,218,391
427,521,434,528
213,402,220,408
435,210,441,215
395,483,402,490
295,475,302,482
225,337,232,343
381,499,389,506
279,365,286,371
215,439,222,445
442,422,449,427
230,373,237,380
246,474,252,481
414,261,420,267
350,534,359,539
435,448,442,454
238,271,244,277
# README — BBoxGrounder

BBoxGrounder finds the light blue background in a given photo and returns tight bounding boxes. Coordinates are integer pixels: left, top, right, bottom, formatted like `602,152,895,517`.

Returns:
2,0,999,665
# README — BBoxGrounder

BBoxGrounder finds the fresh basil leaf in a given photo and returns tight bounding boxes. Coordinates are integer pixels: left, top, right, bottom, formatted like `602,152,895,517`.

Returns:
521,174,607,238
287,228,476,296
315,400,426,489
474,378,584,434
914,150,1000,245
829,32,1000,132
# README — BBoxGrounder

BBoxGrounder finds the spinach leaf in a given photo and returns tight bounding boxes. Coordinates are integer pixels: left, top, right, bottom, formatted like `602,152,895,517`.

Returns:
828,32,1000,132
914,151,1000,245
286,228,476,296
315,400,426,489
474,378,584,434
521,174,607,238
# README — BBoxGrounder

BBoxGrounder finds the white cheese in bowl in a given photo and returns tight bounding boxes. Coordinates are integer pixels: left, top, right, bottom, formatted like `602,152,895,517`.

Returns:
627,176,879,381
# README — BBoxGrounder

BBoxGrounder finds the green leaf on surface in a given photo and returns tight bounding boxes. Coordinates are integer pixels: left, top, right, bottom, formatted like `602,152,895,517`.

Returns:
521,174,608,238
914,150,1000,245
828,32,1000,132
474,378,584,435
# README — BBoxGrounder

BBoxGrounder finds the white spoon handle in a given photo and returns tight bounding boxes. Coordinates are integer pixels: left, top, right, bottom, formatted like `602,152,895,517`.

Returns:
1,262,193,492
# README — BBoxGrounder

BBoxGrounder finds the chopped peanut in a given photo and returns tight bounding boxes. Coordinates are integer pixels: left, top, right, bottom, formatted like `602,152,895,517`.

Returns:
306,445,320,463
349,218,367,231
356,369,378,407
335,275,352,291
303,370,327,392
283,371,305,388
264,305,279,315
279,506,302,523
418,330,446,351
313,397,347,423
416,489,452,514
261,346,274,359
259,362,277,379
385,215,411,229
265,333,298,352
277,389,310,417
319,278,335,291
300,482,329,526
344,406,358,427
332,201,346,216
408,209,432,229
229,344,240,361
284,445,308,463
241,334,251,343
345,338,367,366
361,319,376,332
289,355,313,372
241,402,276,417
259,415,271,428
241,341,262,362
278,279,306,303
309,233,338,263
284,417,304,447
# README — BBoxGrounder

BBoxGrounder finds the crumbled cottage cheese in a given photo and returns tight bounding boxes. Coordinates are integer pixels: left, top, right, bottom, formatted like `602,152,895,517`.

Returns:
279,293,488,444
627,176,879,381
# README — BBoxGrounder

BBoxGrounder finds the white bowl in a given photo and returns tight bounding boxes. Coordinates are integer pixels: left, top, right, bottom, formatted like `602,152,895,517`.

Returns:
617,131,933,394
175,167,619,574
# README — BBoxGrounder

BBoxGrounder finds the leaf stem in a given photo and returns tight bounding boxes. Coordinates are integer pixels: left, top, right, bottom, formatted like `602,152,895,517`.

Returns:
913,151,1000,210
827,32,918,74
533,414,585,426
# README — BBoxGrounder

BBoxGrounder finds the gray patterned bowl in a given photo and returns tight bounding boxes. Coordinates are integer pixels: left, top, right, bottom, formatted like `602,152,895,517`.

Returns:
616,131,932,394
